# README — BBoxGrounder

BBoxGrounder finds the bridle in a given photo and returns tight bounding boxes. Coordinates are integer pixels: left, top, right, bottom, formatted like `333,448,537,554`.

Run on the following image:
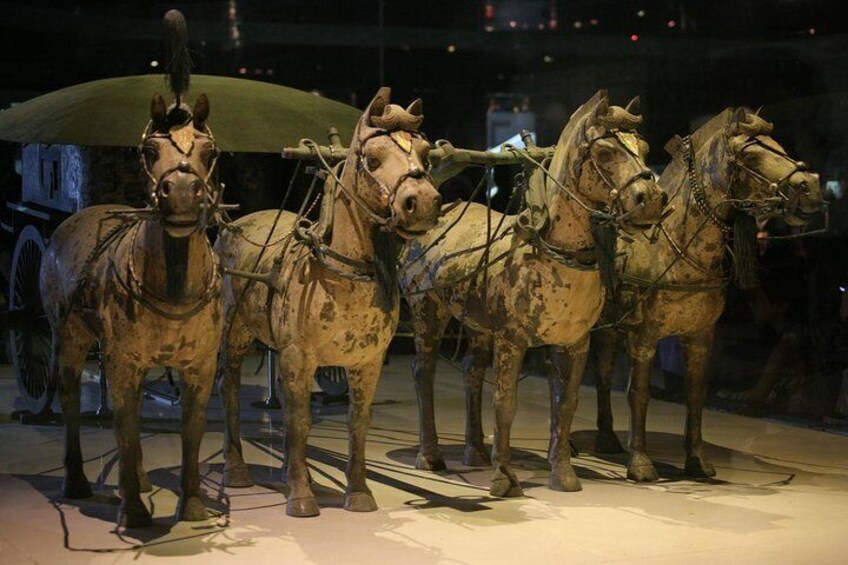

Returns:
685,129,810,235
306,127,435,236
575,124,656,223
355,128,435,235
139,120,222,229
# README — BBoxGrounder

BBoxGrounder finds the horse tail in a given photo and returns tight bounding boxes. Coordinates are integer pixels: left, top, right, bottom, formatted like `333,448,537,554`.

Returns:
163,9,192,101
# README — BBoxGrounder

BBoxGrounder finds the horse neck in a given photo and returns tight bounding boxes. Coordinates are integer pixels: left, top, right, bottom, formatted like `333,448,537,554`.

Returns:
543,147,600,250
328,159,376,263
134,221,212,301
662,133,736,275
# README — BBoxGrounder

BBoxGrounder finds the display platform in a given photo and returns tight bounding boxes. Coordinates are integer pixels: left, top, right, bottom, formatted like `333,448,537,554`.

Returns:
1,354,846,564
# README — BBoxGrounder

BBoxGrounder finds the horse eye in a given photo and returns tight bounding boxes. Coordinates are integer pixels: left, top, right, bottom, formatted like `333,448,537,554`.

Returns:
366,156,381,170
143,145,158,160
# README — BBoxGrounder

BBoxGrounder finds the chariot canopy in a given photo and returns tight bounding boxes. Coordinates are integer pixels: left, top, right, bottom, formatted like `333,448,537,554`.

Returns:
0,74,360,152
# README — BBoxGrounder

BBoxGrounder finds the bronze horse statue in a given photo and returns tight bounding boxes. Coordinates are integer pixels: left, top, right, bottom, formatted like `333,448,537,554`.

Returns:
42,11,224,527
591,108,825,482
215,88,442,517
400,91,666,497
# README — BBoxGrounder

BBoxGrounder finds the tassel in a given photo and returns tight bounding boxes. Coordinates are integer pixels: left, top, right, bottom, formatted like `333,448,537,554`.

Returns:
732,214,759,290
372,228,402,313
592,219,618,291
163,10,192,99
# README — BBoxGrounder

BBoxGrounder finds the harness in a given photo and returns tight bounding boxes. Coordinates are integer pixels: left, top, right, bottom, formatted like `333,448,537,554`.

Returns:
66,119,223,325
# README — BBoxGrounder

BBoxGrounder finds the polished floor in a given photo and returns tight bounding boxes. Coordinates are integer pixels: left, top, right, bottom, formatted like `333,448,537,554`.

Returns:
1,353,847,564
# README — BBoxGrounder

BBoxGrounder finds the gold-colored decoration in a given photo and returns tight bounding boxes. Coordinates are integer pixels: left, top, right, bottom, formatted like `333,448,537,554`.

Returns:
616,132,640,156
170,125,195,154
390,130,413,153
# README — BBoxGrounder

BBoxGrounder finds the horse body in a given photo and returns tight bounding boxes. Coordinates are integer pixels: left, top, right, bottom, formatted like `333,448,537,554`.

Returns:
216,88,441,517
593,108,825,481
401,91,665,497
405,204,605,347
44,203,222,527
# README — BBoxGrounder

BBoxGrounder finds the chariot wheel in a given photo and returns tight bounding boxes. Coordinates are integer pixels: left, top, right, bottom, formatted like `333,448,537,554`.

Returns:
8,225,55,415
314,366,349,398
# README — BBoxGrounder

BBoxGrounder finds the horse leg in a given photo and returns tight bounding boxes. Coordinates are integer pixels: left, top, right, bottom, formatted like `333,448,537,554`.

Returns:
410,296,450,471
462,329,492,467
626,330,660,482
592,329,624,454
548,338,589,492
218,314,254,488
681,329,717,478
176,356,216,521
343,357,382,512
278,347,319,518
489,334,527,498
134,381,152,493
106,359,151,527
57,323,95,499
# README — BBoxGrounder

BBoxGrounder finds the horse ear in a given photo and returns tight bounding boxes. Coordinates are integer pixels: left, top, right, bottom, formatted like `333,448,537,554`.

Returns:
625,96,641,115
193,93,210,130
365,87,391,126
593,96,610,122
407,98,423,117
730,107,748,134
151,93,167,129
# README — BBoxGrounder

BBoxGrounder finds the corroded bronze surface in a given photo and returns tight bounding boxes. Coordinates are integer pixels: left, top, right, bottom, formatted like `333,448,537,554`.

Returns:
215,88,441,517
592,108,825,482
399,91,665,497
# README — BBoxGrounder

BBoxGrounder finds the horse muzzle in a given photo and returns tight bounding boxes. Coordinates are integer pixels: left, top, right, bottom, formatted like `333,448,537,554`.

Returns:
617,179,667,233
390,181,442,239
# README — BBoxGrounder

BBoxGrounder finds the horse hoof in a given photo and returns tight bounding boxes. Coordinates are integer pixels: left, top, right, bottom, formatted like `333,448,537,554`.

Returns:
344,491,378,513
462,445,491,467
490,466,523,498
62,475,92,499
627,453,659,482
138,470,153,493
224,464,254,488
287,497,320,518
118,503,153,528
549,466,582,492
415,453,447,472
177,496,209,522
594,432,625,454
685,455,716,478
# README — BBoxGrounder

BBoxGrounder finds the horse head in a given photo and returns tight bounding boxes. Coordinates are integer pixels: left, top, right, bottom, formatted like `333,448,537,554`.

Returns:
347,88,442,239
141,93,221,238
560,91,666,233
723,108,824,227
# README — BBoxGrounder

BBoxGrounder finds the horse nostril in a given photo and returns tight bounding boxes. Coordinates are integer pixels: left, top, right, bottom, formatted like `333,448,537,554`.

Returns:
635,191,646,205
404,195,417,214
161,181,173,197
192,179,203,197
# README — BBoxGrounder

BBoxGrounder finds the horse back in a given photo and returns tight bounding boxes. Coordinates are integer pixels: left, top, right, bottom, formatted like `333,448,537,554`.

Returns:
40,205,135,327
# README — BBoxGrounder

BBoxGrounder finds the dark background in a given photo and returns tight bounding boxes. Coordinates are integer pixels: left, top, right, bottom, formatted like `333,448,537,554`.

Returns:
2,1,848,420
